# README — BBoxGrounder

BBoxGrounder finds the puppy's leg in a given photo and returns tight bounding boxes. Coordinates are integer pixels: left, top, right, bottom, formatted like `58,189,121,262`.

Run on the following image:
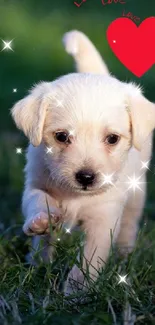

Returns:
26,235,55,264
64,202,123,295
116,178,146,256
23,187,62,263
22,187,62,236
63,30,109,74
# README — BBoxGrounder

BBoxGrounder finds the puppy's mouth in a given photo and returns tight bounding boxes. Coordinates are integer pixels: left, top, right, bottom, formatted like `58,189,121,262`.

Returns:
75,179,117,195
81,186,102,194
82,185,88,191
77,184,109,195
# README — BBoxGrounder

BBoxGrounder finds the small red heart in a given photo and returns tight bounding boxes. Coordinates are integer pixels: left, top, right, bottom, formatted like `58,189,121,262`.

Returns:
107,17,155,77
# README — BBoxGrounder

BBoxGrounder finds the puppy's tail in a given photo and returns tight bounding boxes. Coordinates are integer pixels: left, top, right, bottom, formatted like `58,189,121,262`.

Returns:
63,30,109,75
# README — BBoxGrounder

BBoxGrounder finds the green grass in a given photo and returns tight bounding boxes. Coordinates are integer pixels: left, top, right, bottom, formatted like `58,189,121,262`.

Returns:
0,218,155,324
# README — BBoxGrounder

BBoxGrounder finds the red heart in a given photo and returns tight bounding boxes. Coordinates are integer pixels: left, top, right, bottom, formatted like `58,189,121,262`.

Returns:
107,17,155,77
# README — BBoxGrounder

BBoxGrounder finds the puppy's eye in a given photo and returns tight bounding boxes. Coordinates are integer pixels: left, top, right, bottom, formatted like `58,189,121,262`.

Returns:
55,131,69,143
105,134,120,145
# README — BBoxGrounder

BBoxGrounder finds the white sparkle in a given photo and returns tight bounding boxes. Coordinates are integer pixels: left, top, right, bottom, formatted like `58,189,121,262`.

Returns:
55,99,63,108
113,40,116,43
118,274,128,284
57,238,61,241
16,148,22,154
69,129,75,137
1,39,13,52
13,88,17,93
126,174,145,193
141,160,150,171
46,147,53,154
49,93,64,108
65,228,71,234
101,173,114,186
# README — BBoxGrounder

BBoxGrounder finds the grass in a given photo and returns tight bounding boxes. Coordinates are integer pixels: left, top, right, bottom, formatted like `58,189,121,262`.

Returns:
0,218,155,324
0,136,155,325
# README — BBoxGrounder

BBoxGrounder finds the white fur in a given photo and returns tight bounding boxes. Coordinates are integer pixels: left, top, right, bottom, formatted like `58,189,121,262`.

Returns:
11,30,155,295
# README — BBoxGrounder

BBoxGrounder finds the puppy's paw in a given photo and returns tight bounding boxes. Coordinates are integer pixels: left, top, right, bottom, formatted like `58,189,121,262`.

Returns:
117,245,134,258
23,209,62,236
63,30,81,56
64,265,85,296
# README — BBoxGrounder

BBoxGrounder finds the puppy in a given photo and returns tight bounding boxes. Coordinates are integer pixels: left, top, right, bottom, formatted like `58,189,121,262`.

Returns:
11,31,155,295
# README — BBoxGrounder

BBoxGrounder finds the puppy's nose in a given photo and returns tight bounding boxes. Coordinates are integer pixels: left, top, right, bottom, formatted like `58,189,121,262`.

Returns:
75,169,95,186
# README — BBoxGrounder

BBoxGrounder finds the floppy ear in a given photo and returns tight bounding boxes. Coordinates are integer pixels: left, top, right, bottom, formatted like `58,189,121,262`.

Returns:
11,83,51,146
127,86,155,151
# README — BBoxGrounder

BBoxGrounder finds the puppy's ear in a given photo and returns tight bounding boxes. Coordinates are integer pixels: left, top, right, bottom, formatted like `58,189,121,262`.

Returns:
11,82,50,146
127,85,155,151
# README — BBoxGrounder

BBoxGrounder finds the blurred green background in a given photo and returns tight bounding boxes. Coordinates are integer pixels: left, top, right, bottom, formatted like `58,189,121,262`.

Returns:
1,0,155,230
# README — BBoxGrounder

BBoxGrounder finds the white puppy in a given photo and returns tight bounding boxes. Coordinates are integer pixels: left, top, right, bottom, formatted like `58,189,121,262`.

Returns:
11,31,155,294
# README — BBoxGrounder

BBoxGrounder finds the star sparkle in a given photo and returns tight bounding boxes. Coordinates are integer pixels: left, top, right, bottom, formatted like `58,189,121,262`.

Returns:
1,39,13,52
48,93,64,108
16,148,22,154
69,129,75,137
13,88,17,93
126,174,145,193
55,99,63,108
140,160,150,171
118,274,128,285
46,147,53,154
65,228,71,234
101,173,114,186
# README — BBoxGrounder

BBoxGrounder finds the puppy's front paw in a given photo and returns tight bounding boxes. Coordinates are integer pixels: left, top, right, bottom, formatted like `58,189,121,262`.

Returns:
117,245,134,258
23,209,62,236
64,265,85,296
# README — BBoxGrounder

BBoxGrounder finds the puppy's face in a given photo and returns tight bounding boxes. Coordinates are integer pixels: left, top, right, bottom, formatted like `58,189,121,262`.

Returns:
11,73,155,195
43,75,131,194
